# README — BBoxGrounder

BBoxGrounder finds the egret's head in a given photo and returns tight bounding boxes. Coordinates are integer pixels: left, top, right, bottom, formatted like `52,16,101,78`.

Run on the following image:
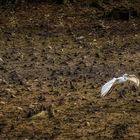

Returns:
123,74,128,80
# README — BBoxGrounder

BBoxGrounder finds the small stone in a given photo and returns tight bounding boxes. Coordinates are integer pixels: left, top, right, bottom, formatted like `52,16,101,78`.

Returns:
0,101,6,105
86,122,90,126
136,99,140,103
0,57,4,62
82,96,86,100
17,107,23,111
31,111,48,120
11,94,16,98
74,102,77,105
48,45,52,49
77,36,84,40
29,104,35,108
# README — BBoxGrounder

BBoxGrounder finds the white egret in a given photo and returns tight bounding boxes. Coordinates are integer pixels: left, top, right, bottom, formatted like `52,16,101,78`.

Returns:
101,74,139,97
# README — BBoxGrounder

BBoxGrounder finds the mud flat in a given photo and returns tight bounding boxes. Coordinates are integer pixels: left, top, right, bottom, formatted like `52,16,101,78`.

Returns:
0,2,140,140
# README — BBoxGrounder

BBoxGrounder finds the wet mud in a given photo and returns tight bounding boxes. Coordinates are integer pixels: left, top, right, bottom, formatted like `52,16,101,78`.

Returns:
0,3,140,140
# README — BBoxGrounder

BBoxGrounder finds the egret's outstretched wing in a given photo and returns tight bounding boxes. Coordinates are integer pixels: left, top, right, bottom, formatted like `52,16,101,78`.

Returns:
101,78,117,97
127,75,139,87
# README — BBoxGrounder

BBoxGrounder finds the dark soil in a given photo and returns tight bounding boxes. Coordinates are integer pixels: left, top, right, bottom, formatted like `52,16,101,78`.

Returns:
0,3,140,140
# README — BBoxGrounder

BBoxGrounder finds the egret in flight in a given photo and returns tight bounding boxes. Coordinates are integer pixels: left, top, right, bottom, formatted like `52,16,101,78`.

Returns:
101,74,139,97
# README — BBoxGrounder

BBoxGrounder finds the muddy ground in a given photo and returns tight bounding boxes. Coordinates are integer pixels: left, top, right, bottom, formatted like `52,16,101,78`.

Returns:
0,3,140,140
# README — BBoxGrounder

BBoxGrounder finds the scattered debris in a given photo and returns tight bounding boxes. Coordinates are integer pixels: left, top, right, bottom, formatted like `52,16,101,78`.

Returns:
0,57,4,62
136,99,140,103
31,111,48,120
0,101,6,105
17,107,24,111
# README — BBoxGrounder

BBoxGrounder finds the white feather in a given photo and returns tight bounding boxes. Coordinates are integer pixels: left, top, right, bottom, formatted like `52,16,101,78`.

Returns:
101,74,139,97
101,78,116,96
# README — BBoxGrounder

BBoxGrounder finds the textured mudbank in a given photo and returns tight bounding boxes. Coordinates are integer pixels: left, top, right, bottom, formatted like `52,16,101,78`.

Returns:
0,2,140,140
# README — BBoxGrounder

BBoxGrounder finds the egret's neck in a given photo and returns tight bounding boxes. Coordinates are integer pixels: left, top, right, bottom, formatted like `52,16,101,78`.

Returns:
123,75,128,81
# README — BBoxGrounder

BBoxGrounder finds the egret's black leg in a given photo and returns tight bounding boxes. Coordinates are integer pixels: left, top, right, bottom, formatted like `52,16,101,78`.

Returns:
118,89,127,99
